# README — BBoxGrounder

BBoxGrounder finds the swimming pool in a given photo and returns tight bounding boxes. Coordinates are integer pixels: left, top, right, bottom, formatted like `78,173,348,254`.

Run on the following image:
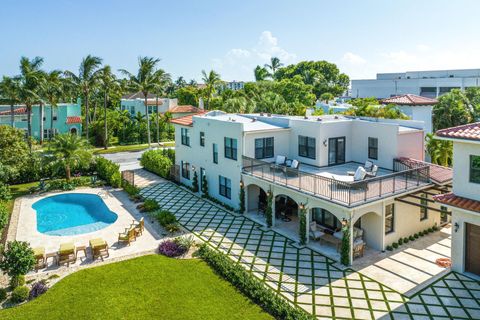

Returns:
32,193,118,236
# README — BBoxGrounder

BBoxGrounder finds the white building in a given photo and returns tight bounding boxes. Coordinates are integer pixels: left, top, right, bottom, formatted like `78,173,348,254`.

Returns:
351,69,480,98
434,122,480,277
172,111,452,263
223,81,245,91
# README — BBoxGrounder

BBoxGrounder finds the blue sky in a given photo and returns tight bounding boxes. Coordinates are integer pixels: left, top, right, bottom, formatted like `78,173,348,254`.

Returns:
0,0,478,82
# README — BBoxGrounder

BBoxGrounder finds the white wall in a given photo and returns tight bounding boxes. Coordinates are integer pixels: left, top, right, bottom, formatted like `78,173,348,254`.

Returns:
452,141,480,201
397,131,425,161
398,105,433,134
243,129,290,161
451,209,480,273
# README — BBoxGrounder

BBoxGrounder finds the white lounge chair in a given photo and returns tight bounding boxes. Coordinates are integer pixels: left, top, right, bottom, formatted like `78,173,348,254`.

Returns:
365,165,378,178
364,160,374,172
309,221,324,240
275,155,287,166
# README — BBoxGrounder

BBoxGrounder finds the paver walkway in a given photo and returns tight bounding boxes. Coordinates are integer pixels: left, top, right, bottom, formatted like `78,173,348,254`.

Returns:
141,181,480,320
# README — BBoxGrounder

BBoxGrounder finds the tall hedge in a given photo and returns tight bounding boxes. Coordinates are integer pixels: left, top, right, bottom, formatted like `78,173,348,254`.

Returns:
140,149,173,179
95,157,121,187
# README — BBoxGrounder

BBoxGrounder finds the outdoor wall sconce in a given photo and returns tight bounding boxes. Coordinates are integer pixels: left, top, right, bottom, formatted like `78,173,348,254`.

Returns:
323,139,327,147
454,222,460,233
191,165,196,171
239,180,244,188
299,203,305,210
341,218,348,227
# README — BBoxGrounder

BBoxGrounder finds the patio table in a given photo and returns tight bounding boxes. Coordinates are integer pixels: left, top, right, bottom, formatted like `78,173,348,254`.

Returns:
319,233,342,252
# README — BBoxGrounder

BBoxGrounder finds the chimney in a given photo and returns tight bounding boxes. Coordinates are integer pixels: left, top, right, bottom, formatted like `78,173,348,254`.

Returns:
199,98,204,110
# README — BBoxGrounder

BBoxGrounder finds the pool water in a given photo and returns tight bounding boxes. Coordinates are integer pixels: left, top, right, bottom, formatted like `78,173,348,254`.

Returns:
32,193,118,236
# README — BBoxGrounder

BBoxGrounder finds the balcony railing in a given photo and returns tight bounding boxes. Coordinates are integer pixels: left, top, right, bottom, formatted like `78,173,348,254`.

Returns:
242,156,431,207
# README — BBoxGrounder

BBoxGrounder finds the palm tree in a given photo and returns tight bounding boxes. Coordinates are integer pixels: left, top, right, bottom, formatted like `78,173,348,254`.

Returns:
133,111,146,143
175,76,187,88
254,66,270,81
425,133,453,166
120,57,167,147
18,57,44,149
0,76,21,127
98,66,118,149
153,70,171,143
40,70,63,141
65,55,103,141
48,133,92,181
264,57,283,79
201,70,221,109
118,109,131,143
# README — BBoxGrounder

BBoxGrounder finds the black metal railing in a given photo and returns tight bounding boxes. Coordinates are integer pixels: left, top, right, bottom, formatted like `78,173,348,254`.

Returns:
242,156,431,207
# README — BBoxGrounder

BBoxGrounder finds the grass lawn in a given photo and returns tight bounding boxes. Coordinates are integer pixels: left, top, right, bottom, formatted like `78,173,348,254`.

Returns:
3,182,37,217
0,255,273,320
93,144,151,154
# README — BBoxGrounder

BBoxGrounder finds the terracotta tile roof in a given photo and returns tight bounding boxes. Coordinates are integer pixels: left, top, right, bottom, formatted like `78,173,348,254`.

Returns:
170,111,206,126
381,94,438,106
66,116,82,124
434,193,480,213
0,107,28,115
169,105,201,113
435,122,480,142
395,157,453,184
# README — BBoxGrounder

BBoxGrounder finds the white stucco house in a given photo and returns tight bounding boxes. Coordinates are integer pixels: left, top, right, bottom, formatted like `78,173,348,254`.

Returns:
171,111,452,263
434,122,480,277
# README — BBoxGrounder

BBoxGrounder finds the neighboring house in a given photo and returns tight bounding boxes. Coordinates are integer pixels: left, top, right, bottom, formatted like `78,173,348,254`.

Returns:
223,81,245,91
381,94,438,134
120,92,202,119
0,101,82,139
434,122,480,277
172,111,452,263
315,101,351,114
351,68,480,98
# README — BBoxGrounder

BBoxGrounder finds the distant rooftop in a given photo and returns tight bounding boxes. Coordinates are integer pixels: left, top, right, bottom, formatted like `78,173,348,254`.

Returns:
436,122,480,142
381,94,438,106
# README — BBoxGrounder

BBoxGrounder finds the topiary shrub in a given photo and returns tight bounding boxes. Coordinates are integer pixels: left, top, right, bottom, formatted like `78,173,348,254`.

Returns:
409,235,415,241
414,233,419,239
392,242,399,249
29,281,49,300
0,287,7,302
403,237,409,244
11,286,29,303
428,227,434,233
239,183,245,214
201,175,208,197
299,208,307,246
192,171,199,193
386,245,393,251
398,238,403,245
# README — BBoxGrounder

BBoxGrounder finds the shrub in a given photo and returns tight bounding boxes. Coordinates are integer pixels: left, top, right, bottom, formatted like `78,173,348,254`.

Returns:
0,183,12,201
142,199,160,212
164,223,180,233
0,241,35,287
197,244,315,320
0,203,8,231
192,171,199,193
156,210,177,226
409,235,415,241
95,157,121,187
11,285,29,303
419,231,425,236
403,237,409,244
29,281,48,300
174,235,195,251
123,181,140,197
428,227,434,233
392,242,399,249
0,287,7,302
158,240,187,257
414,233,419,239
12,274,26,288
386,245,393,251
140,150,173,179
433,225,439,231
398,238,403,245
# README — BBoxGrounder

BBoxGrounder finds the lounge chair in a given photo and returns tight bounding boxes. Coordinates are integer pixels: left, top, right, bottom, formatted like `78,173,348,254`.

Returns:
309,221,324,240
58,242,76,266
363,160,374,172
365,165,378,178
275,155,287,166
33,247,46,271
118,227,136,246
130,217,145,237
89,238,109,260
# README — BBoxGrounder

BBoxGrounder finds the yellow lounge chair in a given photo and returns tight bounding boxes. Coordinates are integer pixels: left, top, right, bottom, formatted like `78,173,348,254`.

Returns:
33,247,46,271
130,217,145,237
89,238,109,260
58,242,76,266
118,227,136,246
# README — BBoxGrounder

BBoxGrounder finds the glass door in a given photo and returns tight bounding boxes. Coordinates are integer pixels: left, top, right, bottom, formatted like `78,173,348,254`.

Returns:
328,137,346,165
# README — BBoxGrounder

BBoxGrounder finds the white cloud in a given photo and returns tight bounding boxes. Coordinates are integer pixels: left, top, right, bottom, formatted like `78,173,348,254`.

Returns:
210,31,297,81
342,52,366,65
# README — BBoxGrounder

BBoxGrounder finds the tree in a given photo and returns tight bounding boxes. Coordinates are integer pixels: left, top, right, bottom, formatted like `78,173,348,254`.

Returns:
175,86,199,106
192,171,199,192
18,56,44,149
65,55,103,141
201,70,222,109
425,133,453,166
0,76,21,127
433,89,475,131
118,109,131,142
41,70,64,140
264,57,283,79
98,66,119,149
153,69,171,143
0,126,30,183
0,241,35,288
120,57,167,147
48,133,92,181
254,66,270,81
320,92,334,103
174,76,187,88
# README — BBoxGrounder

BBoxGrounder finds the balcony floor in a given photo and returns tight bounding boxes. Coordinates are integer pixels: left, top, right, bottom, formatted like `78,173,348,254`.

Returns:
299,162,393,178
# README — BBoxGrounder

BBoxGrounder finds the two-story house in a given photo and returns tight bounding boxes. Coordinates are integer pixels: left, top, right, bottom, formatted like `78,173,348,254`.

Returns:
0,100,82,140
172,111,452,263
434,122,480,277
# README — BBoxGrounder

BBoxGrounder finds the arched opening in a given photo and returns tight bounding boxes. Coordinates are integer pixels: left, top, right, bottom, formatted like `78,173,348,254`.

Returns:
274,194,299,238
70,127,78,135
246,184,267,214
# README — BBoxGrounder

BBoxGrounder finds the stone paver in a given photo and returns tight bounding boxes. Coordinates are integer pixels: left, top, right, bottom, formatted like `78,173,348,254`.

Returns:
141,182,480,320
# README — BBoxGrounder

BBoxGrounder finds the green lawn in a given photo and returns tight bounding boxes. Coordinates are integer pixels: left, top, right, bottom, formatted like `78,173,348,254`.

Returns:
0,255,272,320
93,144,150,154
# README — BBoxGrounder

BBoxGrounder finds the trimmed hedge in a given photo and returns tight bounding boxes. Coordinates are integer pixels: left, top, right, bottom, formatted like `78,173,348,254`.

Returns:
197,244,315,320
140,150,173,179
95,157,121,187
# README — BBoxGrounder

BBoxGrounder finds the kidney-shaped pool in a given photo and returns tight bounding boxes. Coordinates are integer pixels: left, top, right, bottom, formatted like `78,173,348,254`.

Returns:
32,193,118,236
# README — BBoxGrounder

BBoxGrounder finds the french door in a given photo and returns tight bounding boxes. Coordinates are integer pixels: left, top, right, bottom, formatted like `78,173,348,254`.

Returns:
328,137,346,165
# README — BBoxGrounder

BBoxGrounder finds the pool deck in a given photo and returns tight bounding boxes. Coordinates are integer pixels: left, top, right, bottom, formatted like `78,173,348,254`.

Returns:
10,187,164,273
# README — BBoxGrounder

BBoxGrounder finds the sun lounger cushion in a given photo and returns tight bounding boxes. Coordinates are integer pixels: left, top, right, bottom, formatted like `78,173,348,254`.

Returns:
275,155,286,165
353,166,367,181
59,243,74,254
33,247,45,257
364,160,373,172
90,238,106,248
290,159,299,169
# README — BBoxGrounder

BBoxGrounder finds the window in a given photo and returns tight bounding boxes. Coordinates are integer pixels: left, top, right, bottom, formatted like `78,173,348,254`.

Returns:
298,135,316,159
200,132,205,147
470,155,480,184
255,137,274,159
219,176,231,199
213,143,218,164
181,161,190,179
420,193,428,220
368,137,378,160
385,204,395,234
181,128,190,146
43,128,57,139
224,137,237,160
312,208,340,231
